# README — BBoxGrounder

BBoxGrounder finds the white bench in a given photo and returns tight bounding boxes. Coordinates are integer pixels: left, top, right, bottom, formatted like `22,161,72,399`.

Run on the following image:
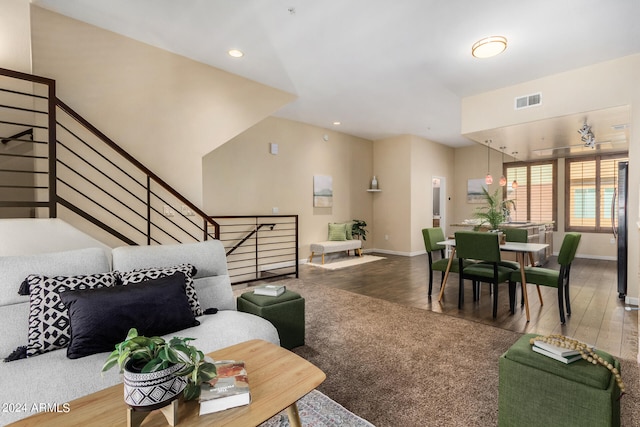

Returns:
309,240,362,264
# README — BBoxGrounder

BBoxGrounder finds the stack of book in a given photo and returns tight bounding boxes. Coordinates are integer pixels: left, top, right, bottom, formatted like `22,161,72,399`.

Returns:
199,360,250,415
253,284,286,297
532,339,593,364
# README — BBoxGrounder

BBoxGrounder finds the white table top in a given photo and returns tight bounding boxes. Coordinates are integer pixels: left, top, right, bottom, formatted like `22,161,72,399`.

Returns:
437,239,548,252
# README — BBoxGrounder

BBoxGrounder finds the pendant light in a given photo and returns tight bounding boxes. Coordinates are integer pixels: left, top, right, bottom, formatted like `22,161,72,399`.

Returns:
499,146,507,187
511,152,519,189
485,140,493,185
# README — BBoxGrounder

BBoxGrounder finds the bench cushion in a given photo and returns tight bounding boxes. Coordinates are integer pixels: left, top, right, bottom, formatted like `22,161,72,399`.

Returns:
310,240,361,254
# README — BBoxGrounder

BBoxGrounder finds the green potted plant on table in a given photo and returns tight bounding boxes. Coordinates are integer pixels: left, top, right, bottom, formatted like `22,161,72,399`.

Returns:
473,187,514,233
102,328,217,409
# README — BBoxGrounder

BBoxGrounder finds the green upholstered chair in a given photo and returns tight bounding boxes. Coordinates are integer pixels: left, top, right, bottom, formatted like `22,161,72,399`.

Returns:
422,227,471,296
509,233,581,324
455,231,515,318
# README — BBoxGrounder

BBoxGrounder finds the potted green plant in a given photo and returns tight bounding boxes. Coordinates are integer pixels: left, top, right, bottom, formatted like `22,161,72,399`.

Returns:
102,328,217,408
351,219,368,241
473,187,511,231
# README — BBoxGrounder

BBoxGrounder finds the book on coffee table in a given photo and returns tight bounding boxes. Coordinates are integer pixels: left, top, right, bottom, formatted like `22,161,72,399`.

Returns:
253,284,286,297
199,360,250,415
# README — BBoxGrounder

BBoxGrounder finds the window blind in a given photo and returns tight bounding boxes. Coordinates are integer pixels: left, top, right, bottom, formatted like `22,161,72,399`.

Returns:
566,155,627,232
505,161,555,227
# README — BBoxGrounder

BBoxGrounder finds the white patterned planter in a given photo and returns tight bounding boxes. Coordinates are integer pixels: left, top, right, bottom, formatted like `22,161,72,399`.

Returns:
123,362,187,410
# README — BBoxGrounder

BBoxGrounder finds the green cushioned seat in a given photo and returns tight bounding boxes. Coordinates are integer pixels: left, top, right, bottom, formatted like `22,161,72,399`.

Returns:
422,227,472,296
509,233,581,324
455,231,515,318
237,290,305,350
499,333,621,426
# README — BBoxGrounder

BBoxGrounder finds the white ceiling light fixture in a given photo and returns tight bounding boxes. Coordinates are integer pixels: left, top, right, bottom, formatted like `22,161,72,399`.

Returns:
578,122,596,149
228,49,244,58
472,36,507,58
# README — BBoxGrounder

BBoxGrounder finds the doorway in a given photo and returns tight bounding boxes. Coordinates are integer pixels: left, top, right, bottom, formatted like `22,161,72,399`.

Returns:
432,176,446,231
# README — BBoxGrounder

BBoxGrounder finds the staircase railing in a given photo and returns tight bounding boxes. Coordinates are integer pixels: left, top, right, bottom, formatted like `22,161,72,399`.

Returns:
212,215,299,283
0,67,298,284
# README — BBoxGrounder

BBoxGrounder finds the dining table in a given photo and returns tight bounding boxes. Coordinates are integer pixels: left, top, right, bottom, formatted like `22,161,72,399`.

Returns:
436,238,549,322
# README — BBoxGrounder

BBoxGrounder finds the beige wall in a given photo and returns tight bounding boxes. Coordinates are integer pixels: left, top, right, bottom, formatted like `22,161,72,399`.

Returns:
0,0,32,73
371,135,455,255
410,135,455,254
461,54,640,304
29,5,295,206
372,136,411,253
202,117,373,259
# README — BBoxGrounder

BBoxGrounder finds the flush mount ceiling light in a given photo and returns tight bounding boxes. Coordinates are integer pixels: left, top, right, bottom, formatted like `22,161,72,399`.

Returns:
228,49,244,58
472,36,507,58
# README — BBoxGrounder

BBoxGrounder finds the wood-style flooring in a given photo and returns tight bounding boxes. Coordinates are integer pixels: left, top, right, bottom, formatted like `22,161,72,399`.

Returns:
297,252,638,360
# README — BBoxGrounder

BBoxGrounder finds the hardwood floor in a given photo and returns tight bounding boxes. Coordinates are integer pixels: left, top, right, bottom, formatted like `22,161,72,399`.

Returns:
297,252,638,360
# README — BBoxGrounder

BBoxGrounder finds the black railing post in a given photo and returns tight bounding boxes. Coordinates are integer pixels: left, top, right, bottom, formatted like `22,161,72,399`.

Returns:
295,214,299,278
146,176,151,245
255,217,259,280
48,80,57,217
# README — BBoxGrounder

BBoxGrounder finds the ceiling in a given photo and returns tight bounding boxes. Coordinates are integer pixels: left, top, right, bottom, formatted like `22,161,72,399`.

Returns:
33,0,640,159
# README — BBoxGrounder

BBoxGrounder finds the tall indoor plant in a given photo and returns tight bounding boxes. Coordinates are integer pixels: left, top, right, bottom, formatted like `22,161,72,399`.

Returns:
102,328,217,407
351,219,368,242
473,187,513,231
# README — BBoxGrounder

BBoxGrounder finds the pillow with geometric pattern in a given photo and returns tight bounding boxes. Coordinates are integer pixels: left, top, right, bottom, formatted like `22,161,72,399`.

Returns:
23,272,119,357
117,264,202,317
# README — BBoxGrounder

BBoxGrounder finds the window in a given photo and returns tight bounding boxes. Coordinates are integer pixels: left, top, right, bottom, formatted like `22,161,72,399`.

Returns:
504,161,556,229
566,154,628,232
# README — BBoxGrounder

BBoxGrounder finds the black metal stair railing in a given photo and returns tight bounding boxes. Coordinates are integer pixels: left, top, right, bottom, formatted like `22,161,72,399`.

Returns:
0,67,298,284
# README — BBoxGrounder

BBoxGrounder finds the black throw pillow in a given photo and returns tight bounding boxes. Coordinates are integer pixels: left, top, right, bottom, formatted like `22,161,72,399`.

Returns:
59,272,199,359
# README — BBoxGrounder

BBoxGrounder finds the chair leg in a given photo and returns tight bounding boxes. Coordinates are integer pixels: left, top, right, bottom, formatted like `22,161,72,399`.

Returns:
536,285,544,305
508,281,516,314
565,280,571,317
458,275,464,309
492,281,499,318
557,284,566,324
428,269,433,296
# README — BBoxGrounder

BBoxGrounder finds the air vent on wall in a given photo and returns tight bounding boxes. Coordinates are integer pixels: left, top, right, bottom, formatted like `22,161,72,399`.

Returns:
515,92,542,110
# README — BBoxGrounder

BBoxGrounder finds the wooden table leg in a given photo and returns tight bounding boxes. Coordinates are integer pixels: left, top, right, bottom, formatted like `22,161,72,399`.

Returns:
438,247,456,302
287,402,302,427
519,252,530,322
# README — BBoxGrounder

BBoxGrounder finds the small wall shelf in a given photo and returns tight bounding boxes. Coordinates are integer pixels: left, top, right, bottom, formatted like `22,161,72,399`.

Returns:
367,189,382,192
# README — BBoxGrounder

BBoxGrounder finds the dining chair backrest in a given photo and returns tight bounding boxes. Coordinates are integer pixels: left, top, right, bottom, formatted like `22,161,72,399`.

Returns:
503,228,527,243
557,233,581,266
423,227,446,253
455,231,501,263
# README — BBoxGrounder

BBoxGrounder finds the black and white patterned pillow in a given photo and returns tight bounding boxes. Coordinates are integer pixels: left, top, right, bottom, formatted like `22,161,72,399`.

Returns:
25,272,118,357
118,264,202,317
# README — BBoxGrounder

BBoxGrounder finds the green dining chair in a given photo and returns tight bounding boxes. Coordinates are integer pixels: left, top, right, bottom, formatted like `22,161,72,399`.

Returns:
509,233,581,324
422,227,472,296
455,231,515,318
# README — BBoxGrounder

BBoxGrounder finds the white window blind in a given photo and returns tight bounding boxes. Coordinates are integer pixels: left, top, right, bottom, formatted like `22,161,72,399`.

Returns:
505,161,555,227
567,155,627,232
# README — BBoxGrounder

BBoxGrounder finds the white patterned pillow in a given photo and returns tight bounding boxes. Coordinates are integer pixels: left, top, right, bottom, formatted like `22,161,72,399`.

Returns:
118,264,202,317
25,272,118,357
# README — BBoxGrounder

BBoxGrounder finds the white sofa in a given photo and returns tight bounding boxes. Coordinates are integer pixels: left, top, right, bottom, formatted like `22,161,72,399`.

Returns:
0,240,279,425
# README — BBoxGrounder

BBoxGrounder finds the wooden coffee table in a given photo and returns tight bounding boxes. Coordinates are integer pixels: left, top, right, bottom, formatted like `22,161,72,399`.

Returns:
8,339,325,427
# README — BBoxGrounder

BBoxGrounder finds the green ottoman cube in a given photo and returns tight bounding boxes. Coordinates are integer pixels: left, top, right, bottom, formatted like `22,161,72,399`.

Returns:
499,333,621,427
237,290,305,350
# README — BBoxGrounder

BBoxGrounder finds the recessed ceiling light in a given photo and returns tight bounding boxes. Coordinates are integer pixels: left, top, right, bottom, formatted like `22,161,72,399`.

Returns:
228,49,244,58
471,36,507,58
333,121,341,126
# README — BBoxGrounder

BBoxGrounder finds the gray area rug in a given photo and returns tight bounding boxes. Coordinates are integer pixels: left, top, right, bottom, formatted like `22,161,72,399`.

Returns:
263,279,640,427
259,389,374,427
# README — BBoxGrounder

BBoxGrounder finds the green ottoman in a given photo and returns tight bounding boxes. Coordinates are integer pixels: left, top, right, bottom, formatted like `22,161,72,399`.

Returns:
237,290,305,350
499,333,621,427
